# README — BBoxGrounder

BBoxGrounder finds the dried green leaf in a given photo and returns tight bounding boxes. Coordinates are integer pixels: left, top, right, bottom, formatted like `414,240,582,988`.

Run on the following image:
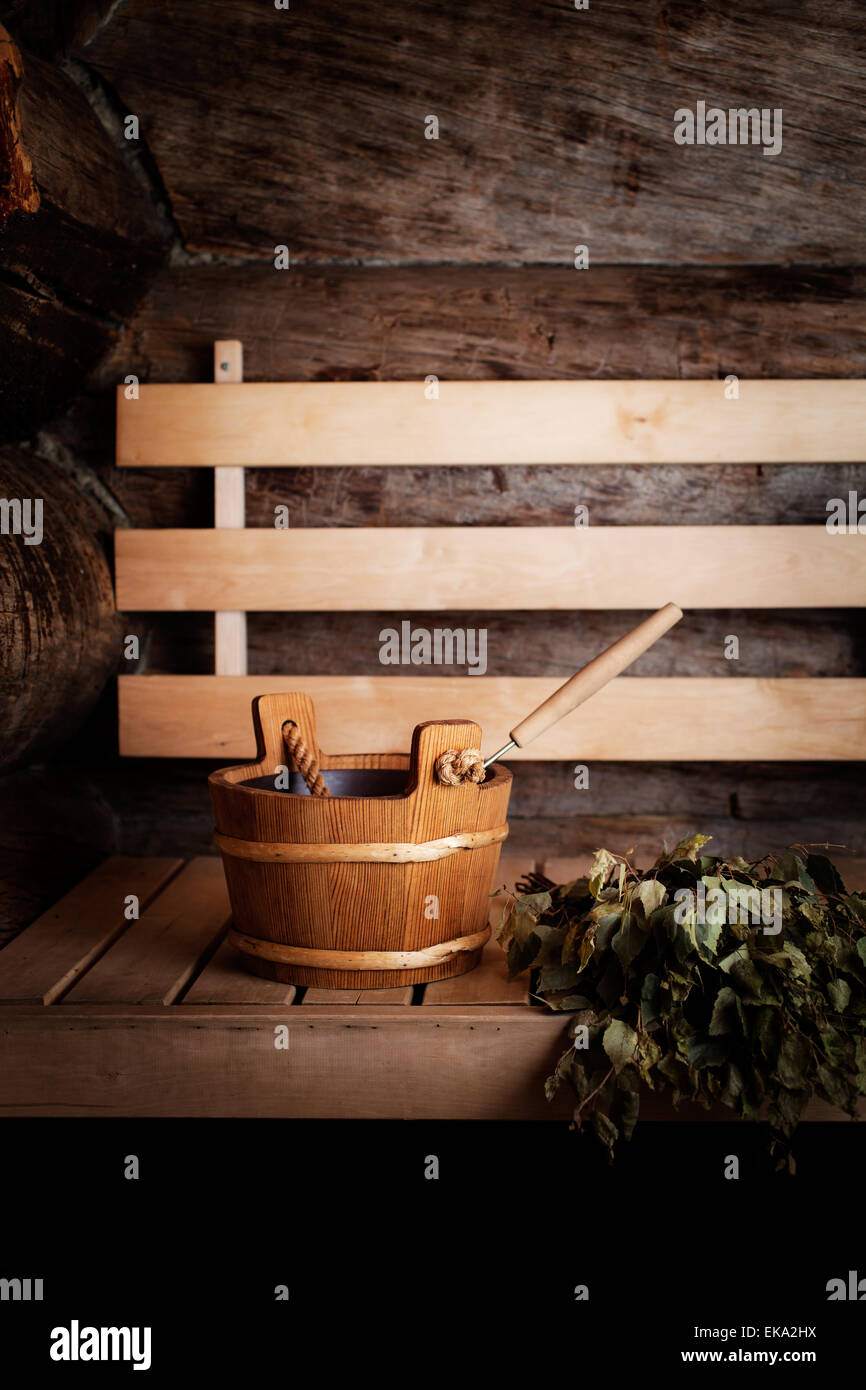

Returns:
695,913,723,961
594,911,621,953
537,962,580,993
672,833,713,862
719,945,766,999
589,1109,619,1159
769,853,817,894
776,1032,810,1090
640,972,661,1030
816,1064,855,1111
805,854,846,895
588,849,619,900
687,1034,729,1069
614,1068,642,1139
557,994,594,1011
719,1061,744,1108
611,912,646,969
709,985,739,1036
497,892,549,949
632,879,667,919
602,1018,639,1072
762,943,811,982
827,978,852,1012
634,1031,662,1083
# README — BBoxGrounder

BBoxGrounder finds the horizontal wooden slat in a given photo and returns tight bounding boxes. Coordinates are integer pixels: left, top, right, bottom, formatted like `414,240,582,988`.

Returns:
302,986,414,1004
117,675,866,761
0,857,181,1005
181,937,296,1005
62,858,231,1005
115,381,866,467
0,1006,576,1119
0,1005,859,1120
115,526,866,612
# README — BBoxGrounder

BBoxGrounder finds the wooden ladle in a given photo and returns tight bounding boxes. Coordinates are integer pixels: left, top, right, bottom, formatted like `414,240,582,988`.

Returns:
482,602,683,768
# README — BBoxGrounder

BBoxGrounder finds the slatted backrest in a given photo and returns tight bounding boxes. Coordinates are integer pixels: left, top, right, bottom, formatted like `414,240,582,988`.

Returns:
115,345,866,761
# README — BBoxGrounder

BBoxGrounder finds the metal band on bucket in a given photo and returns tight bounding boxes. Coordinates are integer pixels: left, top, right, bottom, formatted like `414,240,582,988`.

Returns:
227,925,492,972
214,823,509,864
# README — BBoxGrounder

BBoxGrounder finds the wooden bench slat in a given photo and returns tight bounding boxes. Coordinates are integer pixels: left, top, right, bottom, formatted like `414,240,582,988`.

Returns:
115,380,866,467
118,674,866,761
182,938,296,1005
0,857,182,1005
302,986,414,1004
419,936,526,1006
0,1006,860,1120
62,858,231,1006
115,526,865,612
0,1007,576,1119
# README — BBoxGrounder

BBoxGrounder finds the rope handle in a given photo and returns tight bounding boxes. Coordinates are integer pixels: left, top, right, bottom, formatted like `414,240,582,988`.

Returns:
434,747,485,786
282,721,330,797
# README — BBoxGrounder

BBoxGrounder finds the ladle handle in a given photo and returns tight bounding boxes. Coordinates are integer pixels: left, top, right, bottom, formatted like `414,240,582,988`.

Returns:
509,602,683,749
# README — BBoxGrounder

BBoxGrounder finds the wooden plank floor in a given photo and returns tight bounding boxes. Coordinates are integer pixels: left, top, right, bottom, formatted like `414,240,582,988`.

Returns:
0,851,862,1119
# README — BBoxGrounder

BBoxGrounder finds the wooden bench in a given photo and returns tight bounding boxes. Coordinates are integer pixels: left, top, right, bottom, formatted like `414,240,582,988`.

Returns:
1,346,863,1117
0,851,559,1117
0,850,861,1117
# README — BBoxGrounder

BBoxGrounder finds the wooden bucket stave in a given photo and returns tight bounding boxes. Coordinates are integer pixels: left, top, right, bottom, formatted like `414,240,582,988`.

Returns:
209,693,512,988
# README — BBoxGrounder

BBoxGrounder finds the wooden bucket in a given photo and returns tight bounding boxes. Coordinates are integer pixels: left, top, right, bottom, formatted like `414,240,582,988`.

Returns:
209,693,513,989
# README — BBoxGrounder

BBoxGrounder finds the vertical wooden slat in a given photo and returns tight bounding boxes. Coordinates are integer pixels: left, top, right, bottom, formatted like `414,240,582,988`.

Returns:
213,339,247,675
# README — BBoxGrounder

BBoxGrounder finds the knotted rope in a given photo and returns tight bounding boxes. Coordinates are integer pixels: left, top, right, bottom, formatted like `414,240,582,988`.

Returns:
282,721,330,797
434,747,485,786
